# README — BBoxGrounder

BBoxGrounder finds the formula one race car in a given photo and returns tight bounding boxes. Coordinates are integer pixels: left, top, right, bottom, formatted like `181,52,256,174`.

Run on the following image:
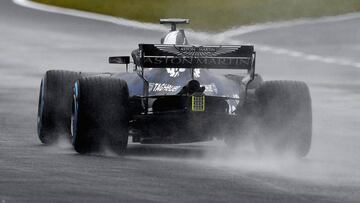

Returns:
37,19,312,157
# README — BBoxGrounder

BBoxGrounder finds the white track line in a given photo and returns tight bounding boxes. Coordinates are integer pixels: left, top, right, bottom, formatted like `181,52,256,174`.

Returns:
227,39,360,69
13,0,360,69
13,0,168,31
215,12,360,39
254,45,360,69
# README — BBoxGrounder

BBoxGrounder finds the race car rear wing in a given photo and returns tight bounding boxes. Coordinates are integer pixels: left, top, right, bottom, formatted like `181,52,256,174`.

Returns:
138,44,255,70
109,44,256,114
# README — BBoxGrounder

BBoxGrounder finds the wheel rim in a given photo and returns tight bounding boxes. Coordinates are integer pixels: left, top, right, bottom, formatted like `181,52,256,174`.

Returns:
70,97,75,140
37,79,45,138
71,81,79,145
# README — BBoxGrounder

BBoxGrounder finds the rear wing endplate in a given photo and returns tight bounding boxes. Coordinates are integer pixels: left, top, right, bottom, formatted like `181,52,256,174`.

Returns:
139,44,255,70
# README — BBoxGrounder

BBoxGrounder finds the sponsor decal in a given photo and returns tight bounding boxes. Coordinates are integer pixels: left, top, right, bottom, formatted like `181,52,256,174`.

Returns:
140,44,253,69
149,83,181,92
166,68,200,78
148,82,217,94
155,45,240,57
143,57,251,67
193,69,200,78
166,68,186,77
228,94,240,113
203,83,218,94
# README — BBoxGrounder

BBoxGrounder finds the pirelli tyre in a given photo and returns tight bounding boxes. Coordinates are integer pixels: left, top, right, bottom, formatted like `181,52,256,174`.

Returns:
71,77,130,154
37,70,80,144
254,80,312,157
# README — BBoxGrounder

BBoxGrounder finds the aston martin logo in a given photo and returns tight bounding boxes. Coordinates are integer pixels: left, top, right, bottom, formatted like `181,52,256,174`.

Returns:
141,44,253,69
154,45,240,57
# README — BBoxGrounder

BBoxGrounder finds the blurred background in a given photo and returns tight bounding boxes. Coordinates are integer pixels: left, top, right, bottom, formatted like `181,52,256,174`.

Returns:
0,0,360,202
34,0,360,31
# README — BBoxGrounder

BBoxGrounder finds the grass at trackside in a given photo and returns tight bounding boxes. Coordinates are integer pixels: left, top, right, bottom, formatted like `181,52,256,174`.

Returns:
33,0,360,32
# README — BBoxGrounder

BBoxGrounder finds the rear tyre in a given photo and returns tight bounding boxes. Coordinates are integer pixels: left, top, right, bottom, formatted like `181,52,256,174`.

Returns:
37,70,80,144
254,80,312,157
71,77,130,154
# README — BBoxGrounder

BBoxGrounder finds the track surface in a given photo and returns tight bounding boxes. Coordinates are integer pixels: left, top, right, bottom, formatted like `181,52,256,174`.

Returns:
1,0,360,202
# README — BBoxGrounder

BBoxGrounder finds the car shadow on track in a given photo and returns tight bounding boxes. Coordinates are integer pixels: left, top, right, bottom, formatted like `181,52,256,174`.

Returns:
124,142,257,161
35,138,255,160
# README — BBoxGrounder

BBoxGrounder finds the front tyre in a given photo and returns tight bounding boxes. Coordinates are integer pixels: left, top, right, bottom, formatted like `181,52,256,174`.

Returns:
71,77,130,154
254,80,312,157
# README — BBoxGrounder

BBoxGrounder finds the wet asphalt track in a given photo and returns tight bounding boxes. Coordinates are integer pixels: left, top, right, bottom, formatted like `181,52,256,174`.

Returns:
1,0,360,202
